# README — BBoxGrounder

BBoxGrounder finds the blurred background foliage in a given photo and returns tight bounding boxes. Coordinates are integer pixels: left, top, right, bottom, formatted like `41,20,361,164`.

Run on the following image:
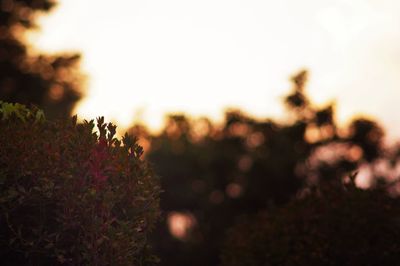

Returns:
0,0,83,120
221,180,400,266
129,70,400,265
2,1,400,265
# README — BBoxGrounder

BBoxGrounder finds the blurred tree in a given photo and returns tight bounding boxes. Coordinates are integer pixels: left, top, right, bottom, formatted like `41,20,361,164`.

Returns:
221,178,400,266
129,70,391,266
0,0,83,120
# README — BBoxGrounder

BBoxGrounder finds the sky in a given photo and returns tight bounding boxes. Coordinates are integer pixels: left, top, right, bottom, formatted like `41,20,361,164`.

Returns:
27,0,400,139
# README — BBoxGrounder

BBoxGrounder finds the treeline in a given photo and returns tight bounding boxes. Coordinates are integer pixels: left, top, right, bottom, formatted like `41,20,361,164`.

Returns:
128,71,400,265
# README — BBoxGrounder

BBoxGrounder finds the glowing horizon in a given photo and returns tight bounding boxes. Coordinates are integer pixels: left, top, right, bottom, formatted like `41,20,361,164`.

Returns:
28,0,400,139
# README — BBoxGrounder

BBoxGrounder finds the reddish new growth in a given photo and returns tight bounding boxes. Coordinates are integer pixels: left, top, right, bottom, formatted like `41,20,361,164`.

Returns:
88,138,109,186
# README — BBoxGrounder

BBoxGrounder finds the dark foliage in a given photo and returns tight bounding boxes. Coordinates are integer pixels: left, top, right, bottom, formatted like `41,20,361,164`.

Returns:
0,102,160,265
0,0,83,120
221,179,400,266
129,70,392,266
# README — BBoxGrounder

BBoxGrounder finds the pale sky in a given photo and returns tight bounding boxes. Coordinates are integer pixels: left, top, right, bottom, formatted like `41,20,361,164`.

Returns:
28,0,400,139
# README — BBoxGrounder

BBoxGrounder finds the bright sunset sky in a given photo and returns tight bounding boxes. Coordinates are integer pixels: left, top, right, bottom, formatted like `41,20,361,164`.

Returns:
28,0,400,139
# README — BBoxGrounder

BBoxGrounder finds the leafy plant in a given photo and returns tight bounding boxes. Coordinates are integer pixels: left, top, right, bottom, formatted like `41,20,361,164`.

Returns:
0,103,160,265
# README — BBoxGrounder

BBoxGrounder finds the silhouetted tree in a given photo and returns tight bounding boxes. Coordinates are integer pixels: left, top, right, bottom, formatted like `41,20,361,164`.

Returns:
0,0,83,119
129,70,394,265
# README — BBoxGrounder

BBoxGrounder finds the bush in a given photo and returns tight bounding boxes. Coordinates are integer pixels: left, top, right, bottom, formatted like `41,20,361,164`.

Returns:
221,180,400,266
0,102,161,265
